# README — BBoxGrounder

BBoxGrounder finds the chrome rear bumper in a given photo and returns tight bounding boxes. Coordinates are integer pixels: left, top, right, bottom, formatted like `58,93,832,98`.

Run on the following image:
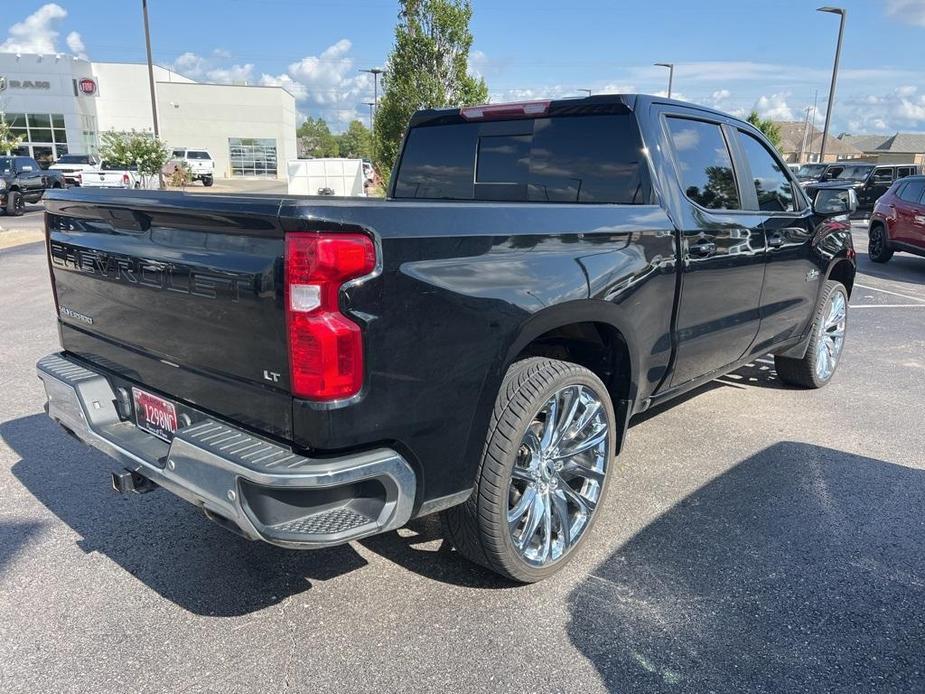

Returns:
37,353,415,549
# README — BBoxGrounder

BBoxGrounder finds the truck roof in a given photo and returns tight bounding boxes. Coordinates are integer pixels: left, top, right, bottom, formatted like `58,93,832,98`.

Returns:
408,93,744,129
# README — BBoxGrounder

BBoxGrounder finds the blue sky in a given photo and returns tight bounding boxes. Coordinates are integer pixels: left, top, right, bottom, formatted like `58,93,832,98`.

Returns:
2,0,924,133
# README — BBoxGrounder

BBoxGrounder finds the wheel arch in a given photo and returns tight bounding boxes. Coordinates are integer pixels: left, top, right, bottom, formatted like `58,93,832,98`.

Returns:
459,300,641,478
827,257,856,298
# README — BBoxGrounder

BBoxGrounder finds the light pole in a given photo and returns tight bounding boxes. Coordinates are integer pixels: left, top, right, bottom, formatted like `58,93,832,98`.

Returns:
142,0,159,138
359,68,384,120
817,6,846,162
655,63,674,98
365,102,375,129
577,89,592,97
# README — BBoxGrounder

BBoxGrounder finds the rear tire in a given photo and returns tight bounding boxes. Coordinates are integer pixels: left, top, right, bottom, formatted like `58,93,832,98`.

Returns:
443,357,616,583
868,223,893,263
202,175,214,187
775,280,848,389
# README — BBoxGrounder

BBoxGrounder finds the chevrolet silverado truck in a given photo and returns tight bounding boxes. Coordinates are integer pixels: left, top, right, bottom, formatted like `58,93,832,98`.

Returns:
37,95,857,582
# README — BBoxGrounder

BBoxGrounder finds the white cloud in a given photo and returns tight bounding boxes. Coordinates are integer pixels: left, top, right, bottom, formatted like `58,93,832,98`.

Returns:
754,92,794,121
886,0,925,27
170,51,254,84
259,72,308,100
0,3,70,54
65,30,86,60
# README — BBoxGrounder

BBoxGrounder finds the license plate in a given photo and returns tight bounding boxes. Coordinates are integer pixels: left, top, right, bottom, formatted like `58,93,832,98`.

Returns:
132,387,178,441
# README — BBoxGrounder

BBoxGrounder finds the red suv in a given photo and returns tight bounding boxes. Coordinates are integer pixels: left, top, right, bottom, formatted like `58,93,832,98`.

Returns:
868,175,925,263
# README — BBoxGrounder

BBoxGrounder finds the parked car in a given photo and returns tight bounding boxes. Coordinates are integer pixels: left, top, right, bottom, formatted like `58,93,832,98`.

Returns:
37,94,857,582
49,153,101,187
170,148,214,186
868,174,925,263
0,155,65,215
804,163,922,216
79,161,148,189
795,162,845,184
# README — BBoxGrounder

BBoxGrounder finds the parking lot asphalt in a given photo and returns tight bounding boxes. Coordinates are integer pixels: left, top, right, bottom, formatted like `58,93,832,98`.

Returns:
1,222,923,693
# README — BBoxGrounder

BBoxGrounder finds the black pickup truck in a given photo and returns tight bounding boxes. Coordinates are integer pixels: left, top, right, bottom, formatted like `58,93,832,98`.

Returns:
1,155,66,215
37,95,856,582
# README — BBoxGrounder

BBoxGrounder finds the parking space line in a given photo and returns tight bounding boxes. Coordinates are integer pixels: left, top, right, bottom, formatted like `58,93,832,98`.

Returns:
849,304,925,309
854,283,925,303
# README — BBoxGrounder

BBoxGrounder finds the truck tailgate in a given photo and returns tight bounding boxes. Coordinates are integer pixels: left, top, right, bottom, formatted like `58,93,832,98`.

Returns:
44,190,293,440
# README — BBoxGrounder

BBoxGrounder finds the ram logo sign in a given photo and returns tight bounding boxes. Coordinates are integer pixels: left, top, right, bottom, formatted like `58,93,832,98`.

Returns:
0,76,51,90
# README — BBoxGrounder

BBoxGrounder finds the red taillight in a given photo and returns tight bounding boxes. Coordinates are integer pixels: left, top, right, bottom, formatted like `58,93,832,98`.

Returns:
460,99,550,121
122,173,130,186
284,232,376,401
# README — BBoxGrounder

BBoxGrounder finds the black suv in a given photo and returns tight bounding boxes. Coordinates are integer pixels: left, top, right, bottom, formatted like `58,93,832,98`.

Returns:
0,155,66,216
804,163,922,215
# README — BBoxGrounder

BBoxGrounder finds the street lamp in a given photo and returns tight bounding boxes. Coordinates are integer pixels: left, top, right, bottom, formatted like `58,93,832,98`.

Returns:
365,102,375,129
577,89,592,97
817,6,846,162
654,63,674,98
359,68,384,120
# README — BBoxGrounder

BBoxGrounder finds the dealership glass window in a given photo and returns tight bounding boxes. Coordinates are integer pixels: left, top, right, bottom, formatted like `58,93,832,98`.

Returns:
2,113,71,162
229,138,278,177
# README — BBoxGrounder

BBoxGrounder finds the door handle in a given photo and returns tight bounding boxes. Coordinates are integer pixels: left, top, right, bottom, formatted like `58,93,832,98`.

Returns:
688,240,716,257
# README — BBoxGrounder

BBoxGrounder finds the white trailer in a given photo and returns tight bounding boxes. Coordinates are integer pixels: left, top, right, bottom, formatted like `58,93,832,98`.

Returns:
287,158,366,197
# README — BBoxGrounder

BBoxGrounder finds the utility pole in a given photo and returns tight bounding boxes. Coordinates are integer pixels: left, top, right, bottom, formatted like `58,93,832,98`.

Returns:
817,6,846,162
142,0,159,138
359,68,384,121
800,89,818,163
655,63,674,98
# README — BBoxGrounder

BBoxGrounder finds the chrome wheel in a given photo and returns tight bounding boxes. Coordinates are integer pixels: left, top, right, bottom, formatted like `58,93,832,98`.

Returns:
507,384,610,567
815,288,847,381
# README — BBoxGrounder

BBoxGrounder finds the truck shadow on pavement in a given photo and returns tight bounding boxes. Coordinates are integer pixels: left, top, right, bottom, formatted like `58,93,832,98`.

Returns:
4,414,369,617
567,442,925,692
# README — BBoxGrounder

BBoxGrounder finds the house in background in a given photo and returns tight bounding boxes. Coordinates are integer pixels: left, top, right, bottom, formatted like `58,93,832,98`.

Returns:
773,121,863,163
838,133,925,166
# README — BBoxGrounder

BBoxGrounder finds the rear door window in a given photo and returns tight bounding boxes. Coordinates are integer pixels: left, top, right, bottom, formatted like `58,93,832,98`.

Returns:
897,166,914,179
736,130,795,212
394,113,651,203
665,117,740,210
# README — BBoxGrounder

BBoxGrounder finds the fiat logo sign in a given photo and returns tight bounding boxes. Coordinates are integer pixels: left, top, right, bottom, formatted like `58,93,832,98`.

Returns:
78,78,96,95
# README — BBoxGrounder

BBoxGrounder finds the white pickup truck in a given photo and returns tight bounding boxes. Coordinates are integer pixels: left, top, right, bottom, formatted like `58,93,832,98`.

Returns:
79,161,153,189
170,148,214,186
49,153,101,187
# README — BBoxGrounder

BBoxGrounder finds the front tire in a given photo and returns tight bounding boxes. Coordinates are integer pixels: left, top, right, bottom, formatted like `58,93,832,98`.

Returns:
443,357,616,582
775,280,848,389
5,190,24,216
868,223,893,263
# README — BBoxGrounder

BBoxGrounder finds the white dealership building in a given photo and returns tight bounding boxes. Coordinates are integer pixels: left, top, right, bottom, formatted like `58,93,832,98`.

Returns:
0,53,297,179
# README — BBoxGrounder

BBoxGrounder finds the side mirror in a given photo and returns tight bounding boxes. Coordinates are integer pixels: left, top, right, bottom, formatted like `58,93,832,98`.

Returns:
814,188,857,217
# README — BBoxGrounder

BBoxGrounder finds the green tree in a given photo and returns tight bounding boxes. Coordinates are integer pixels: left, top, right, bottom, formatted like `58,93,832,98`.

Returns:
99,130,171,188
336,120,373,159
297,117,339,158
746,111,782,151
374,0,488,177
0,113,24,154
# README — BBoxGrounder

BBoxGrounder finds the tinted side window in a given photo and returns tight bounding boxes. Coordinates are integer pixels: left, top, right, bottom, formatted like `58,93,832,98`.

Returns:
898,178,925,204
394,114,650,203
873,168,894,183
736,130,795,212
897,167,914,179
666,117,739,210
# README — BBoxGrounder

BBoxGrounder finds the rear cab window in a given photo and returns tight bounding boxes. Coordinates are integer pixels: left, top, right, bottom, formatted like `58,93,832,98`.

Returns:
393,106,652,204
188,151,211,160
